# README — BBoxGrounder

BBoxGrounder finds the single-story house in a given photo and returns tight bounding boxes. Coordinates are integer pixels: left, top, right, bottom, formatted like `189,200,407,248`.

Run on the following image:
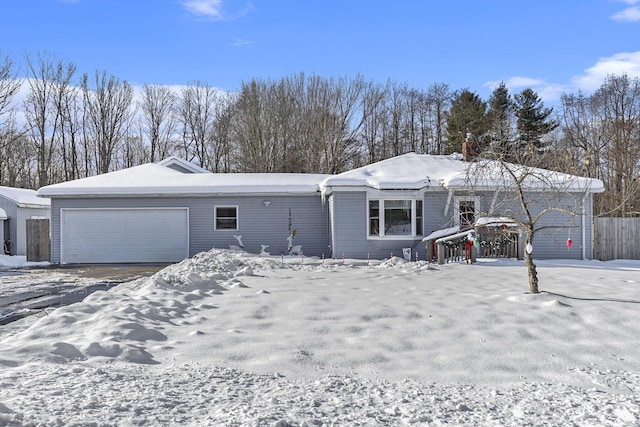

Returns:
36,154,604,264
0,186,51,256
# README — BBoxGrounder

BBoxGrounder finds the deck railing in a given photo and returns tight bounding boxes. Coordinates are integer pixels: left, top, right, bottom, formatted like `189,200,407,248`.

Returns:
424,224,522,265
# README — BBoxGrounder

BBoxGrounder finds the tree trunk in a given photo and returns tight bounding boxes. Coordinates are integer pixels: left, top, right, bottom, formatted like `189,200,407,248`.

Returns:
524,251,539,293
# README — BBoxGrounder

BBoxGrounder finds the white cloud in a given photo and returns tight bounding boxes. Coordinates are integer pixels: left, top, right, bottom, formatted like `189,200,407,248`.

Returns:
181,0,254,21
181,0,224,20
484,77,569,103
485,76,546,89
610,6,640,22
484,50,640,103
571,51,640,91
231,38,253,47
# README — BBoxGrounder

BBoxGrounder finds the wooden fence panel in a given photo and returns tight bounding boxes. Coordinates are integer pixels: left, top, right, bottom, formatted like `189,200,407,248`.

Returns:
594,217,640,261
26,218,51,262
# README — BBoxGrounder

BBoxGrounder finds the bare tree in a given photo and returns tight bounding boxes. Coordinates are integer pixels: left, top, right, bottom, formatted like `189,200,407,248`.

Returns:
425,83,451,155
57,83,83,180
82,70,134,174
559,75,640,217
593,74,640,217
0,127,36,187
384,80,409,158
139,84,177,162
23,52,76,186
315,74,368,174
465,151,601,293
175,81,218,168
0,52,21,122
210,91,236,172
359,82,387,164
560,91,605,179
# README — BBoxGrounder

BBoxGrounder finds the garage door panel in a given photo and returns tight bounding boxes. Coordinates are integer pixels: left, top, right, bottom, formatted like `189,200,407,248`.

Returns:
61,208,189,263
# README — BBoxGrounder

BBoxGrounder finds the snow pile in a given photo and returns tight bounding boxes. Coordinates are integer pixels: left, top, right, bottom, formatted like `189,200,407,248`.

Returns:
1,249,640,425
0,255,49,269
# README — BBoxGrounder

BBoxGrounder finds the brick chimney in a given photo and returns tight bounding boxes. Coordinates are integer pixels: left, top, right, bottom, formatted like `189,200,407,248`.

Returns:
462,132,478,161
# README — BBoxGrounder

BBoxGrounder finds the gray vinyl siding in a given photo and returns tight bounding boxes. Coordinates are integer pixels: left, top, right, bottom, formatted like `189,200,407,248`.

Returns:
423,191,457,234
329,192,426,260
467,190,592,260
376,191,593,260
504,191,592,260
0,196,50,256
50,195,329,263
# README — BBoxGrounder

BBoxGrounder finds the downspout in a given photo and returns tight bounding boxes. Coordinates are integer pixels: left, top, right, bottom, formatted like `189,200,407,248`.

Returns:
581,192,587,260
444,189,453,216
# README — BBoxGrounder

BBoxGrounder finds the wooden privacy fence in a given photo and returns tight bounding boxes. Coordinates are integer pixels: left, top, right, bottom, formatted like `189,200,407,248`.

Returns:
594,217,640,261
26,218,50,262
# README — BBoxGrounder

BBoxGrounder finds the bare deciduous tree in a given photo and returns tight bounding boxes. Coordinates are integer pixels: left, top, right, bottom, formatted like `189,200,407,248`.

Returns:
210,91,236,172
140,84,177,163
425,83,451,155
465,150,601,293
82,70,134,174
176,81,218,168
560,75,640,217
0,52,21,121
23,52,76,186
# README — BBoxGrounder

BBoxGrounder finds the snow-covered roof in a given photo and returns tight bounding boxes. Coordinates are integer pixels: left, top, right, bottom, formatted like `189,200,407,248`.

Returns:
321,153,605,194
321,153,464,191
36,163,329,197
0,208,7,220
422,226,460,242
445,160,605,193
0,186,51,208
474,217,520,227
157,157,211,174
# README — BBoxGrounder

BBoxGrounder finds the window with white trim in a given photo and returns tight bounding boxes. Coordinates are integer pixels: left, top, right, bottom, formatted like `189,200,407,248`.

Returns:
215,206,238,230
368,199,423,238
454,196,480,229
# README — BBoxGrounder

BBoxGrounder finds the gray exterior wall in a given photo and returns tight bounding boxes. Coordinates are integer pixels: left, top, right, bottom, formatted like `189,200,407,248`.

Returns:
442,190,595,260
329,189,596,261
329,192,427,260
50,195,329,263
0,196,50,256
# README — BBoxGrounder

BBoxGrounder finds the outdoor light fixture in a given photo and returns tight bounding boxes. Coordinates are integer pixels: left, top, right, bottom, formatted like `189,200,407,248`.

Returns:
263,200,271,207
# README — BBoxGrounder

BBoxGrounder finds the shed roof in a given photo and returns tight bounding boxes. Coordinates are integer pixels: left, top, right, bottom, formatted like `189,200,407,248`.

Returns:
36,163,329,198
0,186,51,208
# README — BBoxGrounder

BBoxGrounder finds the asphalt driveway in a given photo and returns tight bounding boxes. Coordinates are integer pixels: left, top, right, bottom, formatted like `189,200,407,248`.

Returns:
0,264,168,326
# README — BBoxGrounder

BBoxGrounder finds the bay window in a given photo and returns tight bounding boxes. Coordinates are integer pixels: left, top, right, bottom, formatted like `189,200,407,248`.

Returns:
368,199,423,238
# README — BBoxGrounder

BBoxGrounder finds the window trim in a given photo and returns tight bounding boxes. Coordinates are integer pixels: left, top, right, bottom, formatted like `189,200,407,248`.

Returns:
367,198,424,240
214,205,239,231
453,196,480,228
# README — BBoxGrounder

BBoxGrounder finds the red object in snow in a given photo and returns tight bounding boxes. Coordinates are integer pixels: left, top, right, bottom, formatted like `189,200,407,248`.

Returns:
567,238,573,249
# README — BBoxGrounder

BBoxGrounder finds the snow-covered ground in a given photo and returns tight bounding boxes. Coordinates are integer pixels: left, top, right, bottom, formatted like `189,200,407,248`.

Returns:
1,249,639,426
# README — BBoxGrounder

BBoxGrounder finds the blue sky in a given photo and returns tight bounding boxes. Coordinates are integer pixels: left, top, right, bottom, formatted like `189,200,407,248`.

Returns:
1,0,639,101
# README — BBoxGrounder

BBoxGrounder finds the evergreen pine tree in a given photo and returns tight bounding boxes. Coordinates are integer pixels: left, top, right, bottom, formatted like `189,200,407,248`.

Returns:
514,88,558,152
487,82,515,157
445,89,489,154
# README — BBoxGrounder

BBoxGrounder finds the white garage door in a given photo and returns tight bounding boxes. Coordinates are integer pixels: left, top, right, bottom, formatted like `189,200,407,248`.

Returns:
61,208,189,263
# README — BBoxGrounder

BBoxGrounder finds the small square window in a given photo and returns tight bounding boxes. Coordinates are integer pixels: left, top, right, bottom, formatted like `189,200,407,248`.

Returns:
215,206,237,230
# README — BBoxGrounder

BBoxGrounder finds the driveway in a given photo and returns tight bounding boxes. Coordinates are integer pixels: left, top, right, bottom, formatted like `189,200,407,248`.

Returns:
0,264,168,326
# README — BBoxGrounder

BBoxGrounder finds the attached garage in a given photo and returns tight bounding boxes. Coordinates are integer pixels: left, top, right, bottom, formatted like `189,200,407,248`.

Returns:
60,208,189,263
37,158,330,264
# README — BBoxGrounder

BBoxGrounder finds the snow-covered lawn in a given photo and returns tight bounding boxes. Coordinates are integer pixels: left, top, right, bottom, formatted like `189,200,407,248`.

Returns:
1,249,639,425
